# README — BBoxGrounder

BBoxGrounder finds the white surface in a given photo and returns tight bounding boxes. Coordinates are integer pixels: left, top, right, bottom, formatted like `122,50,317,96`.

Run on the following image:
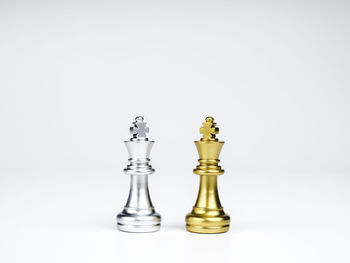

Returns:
0,1,350,262
1,172,349,263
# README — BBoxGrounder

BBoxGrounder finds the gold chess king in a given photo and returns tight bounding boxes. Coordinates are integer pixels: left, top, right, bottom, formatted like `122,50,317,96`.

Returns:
186,117,230,234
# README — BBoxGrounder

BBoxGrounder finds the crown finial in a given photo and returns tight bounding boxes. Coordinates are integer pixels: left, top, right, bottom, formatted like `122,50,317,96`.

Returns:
130,116,149,139
200,116,219,141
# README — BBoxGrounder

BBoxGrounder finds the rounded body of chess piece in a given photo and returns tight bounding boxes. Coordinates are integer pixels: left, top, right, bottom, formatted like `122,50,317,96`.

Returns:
116,117,161,233
186,117,230,234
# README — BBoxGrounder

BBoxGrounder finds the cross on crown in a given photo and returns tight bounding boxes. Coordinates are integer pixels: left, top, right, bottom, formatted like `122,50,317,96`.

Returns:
200,116,219,141
130,116,149,138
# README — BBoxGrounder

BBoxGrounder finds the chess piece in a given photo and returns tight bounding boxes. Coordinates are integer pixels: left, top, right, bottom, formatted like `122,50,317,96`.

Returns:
186,117,230,233
116,116,161,232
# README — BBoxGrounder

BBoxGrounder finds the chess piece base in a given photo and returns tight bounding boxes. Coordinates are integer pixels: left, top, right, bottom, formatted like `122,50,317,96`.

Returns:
117,210,161,233
186,207,230,234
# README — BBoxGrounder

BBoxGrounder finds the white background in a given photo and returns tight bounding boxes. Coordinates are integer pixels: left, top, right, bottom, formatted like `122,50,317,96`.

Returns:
1,1,349,262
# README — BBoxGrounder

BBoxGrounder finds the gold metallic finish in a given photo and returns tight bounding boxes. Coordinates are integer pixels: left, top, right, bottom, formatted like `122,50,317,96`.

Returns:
186,117,230,234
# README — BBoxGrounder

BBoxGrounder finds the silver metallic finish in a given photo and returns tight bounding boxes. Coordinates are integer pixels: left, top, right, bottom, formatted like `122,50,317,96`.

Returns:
116,116,161,233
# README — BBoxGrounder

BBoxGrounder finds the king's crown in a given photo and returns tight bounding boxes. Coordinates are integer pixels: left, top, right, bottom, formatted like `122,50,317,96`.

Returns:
130,116,149,140
200,117,219,141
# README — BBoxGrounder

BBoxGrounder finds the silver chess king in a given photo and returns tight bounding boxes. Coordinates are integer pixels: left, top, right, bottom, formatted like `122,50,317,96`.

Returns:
116,116,161,232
